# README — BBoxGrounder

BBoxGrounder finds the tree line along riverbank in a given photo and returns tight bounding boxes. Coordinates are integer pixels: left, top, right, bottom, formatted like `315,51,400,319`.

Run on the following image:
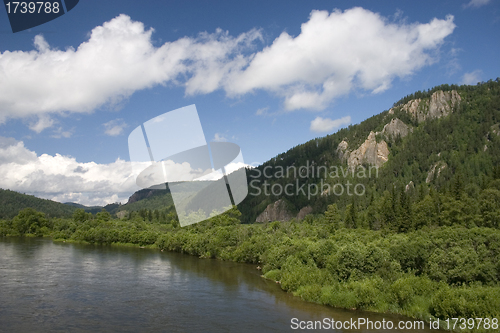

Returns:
1,206,499,332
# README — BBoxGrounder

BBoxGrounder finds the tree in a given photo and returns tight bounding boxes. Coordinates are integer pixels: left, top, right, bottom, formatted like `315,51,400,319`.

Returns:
398,187,413,232
325,203,342,230
13,208,50,235
345,202,357,229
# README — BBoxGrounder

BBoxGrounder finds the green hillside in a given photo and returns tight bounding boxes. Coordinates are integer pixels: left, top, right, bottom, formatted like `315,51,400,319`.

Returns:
238,79,500,226
0,189,77,219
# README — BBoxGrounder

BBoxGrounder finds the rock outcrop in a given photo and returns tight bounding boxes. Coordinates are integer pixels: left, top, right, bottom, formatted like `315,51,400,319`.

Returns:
491,123,500,136
126,188,158,204
256,200,313,222
336,140,349,162
346,132,389,169
382,118,411,139
426,161,447,183
405,181,415,193
336,118,413,169
391,90,461,123
256,199,295,222
297,206,313,220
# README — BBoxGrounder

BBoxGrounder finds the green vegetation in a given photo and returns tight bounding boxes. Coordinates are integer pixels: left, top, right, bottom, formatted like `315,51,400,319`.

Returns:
0,189,77,219
1,204,499,332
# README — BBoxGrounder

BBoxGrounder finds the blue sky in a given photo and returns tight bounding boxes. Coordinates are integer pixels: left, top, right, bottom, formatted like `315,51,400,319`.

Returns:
0,0,499,205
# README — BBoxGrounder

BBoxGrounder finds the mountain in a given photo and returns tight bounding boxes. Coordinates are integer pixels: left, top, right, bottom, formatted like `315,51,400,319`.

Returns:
0,189,78,219
237,80,500,225
64,202,121,215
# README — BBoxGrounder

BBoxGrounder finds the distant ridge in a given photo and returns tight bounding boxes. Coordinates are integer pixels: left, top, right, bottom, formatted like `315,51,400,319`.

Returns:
0,188,77,219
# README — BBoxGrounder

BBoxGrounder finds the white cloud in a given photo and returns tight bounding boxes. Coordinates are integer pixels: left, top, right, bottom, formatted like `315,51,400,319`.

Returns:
213,133,227,142
0,14,261,130
463,0,491,8
225,8,456,110
310,116,351,133
461,70,482,85
0,9,456,128
0,136,253,206
29,115,54,133
0,136,137,205
103,118,128,136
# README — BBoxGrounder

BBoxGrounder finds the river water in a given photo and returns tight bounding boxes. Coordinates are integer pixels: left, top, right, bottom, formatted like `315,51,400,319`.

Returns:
0,237,446,332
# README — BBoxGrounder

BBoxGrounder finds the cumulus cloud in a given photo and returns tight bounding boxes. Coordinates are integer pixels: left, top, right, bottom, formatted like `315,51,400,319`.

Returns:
0,136,137,205
310,116,351,133
103,118,128,136
0,9,456,128
463,0,491,8
225,8,456,110
461,70,483,85
0,14,261,130
0,136,253,206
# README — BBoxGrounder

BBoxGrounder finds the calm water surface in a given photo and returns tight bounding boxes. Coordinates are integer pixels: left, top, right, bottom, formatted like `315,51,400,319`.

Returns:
0,237,446,332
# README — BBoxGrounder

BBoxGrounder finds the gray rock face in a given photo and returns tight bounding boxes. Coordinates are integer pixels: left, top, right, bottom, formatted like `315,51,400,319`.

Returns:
390,90,461,123
256,199,295,222
382,118,411,139
335,91,458,170
426,161,447,183
336,140,349,162
256,200,314,222
347,132,389,169
297,206,313,220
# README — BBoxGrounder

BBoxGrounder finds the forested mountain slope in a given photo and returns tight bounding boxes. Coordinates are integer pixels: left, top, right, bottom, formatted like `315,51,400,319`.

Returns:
238,79,500,228
0,189,77,219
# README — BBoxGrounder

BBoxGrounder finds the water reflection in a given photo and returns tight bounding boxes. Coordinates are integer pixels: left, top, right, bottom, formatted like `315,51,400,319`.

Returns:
0,238,446,332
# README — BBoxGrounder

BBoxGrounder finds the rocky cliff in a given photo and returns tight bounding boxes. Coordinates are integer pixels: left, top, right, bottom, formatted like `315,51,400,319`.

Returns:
256,199,313,222
390,90,461,122
382,118,412,138
347,131,389,169
337,90,459,170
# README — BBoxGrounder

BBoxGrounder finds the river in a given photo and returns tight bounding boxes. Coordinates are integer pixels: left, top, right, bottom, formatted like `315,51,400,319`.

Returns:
0,237,446,332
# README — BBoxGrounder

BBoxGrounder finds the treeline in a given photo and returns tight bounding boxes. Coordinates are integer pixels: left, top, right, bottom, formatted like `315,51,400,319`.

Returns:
392,78,500,107
1,206,499,332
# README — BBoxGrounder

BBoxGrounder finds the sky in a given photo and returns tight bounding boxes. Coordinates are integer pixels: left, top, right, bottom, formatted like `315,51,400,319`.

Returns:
0,0,499,206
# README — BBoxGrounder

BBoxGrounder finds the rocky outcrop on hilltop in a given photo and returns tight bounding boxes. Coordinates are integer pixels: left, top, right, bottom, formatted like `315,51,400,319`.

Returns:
126,188,158,204
390,90,461,122
336,91,459,170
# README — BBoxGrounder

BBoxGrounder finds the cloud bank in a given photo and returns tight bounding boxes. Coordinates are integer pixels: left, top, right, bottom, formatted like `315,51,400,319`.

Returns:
0,8,456,130
0,136,250,206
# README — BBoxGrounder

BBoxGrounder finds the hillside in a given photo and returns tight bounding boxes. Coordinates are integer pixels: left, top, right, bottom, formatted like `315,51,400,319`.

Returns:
0,189,78,219
238,80,500,225
0,189,123,219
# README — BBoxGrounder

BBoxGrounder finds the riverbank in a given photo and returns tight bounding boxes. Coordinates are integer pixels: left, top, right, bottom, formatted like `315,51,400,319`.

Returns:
2,208,499,332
